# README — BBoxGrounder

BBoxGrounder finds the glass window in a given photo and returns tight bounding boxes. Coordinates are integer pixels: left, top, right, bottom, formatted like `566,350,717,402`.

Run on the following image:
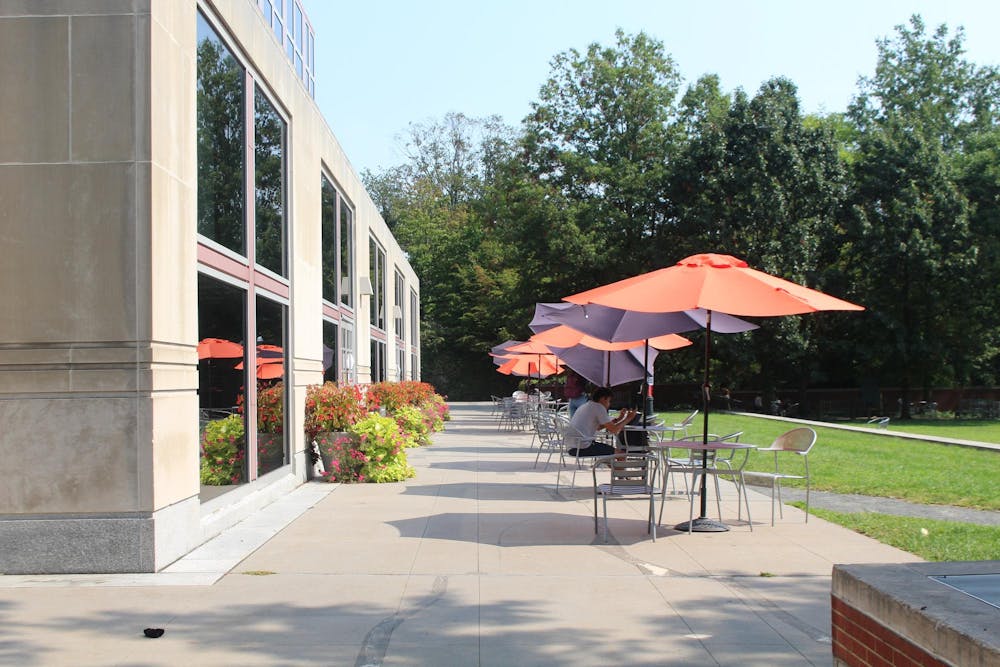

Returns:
322,320,339,384
198,274,248,495
196,12,246,255
394,269,405,337
409,289,418,343
396,346,406,381
410,352,418,380
370,238,386,330
340,204,354,308
254,86,287,277
255,295,287,477
320,175,338,303
294,3,302,44
341,323,355,384
371,339,386,383
307,30,314,75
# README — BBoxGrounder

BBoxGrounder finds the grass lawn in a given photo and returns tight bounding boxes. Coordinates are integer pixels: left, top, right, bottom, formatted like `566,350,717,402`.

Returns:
654,411,1000,510
789,504,1000,561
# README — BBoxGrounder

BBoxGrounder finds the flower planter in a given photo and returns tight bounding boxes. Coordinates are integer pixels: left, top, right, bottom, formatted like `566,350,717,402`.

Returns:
314,431,354,473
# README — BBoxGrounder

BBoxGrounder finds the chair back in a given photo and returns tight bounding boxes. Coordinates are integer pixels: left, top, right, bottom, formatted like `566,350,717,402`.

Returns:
770,427,816,454
670,433,719,464
679,410,699,427
606,453,655,490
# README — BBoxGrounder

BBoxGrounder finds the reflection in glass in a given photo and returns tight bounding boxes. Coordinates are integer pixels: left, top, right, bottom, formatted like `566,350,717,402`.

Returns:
321,176,337,303
340,204,354,308
255,296,288,476
323,320,339,384
341,324,355,384
394,269,405,335
371,339,386,383
196,12,245,255
254,87,287,276
409,289,418,343
198,274,247,499
370,238,386,330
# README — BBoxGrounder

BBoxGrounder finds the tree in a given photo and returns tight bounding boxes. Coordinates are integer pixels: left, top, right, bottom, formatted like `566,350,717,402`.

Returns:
843,16,986,416
522,30,681,280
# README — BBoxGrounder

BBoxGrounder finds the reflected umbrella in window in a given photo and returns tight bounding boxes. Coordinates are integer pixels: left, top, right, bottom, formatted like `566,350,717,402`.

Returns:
236,345,284,379
197,338,243,359
198,338,244,410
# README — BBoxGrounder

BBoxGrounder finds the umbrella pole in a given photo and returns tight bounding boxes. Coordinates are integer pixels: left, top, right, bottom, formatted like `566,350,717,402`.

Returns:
643,341,649,423
675,309,728,533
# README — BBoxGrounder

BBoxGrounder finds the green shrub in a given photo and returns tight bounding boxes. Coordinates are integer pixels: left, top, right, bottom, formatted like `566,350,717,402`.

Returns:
200,414,245,485
320,414,414,483
394,404,430,446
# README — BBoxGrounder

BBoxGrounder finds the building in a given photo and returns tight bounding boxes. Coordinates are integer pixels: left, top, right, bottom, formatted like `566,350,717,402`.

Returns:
0,0,420,573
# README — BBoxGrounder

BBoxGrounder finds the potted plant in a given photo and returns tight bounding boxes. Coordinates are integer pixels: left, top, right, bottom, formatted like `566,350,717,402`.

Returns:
320,413,414,483
305,382,368,472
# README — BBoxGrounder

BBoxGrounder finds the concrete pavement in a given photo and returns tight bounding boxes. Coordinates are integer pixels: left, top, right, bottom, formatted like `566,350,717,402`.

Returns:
0,403,922,666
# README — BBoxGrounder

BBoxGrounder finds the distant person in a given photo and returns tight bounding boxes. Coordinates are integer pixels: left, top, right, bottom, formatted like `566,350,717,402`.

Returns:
566,387,637,457
564,369,588,416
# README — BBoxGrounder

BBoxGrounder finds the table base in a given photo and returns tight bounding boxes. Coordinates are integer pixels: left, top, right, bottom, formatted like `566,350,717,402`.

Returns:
673,517,729,533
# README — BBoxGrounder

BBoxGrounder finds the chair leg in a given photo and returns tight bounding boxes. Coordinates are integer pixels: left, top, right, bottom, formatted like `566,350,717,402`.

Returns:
738,471,752,531
658,483,668,526
649,494,656,542
602,496,609,543
776,480,784,519
771,478,777,526
712,474,723,521
594,490,599,535
804,479,810,523
687,471,698,534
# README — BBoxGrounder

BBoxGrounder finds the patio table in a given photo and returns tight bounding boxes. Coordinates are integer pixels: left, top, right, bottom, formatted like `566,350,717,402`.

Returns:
650,440,755,532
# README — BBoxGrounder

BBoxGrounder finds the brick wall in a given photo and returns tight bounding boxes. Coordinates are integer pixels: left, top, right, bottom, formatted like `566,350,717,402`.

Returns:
831,595,950,667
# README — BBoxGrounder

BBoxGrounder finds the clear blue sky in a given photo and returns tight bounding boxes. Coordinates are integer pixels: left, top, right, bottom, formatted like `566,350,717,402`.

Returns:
302,0,1000,176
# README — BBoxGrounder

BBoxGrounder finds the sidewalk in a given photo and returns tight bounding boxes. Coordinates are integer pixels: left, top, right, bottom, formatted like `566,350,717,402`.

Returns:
0,403,921,666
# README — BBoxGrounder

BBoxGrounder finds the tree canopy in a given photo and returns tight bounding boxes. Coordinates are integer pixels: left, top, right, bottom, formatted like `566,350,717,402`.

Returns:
364,16,1000,410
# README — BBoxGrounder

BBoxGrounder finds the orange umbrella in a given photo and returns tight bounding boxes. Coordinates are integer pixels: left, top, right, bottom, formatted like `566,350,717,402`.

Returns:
530,325,691,388
565,253,863,532
197,338,243,359
531,324,689,352
497,355,563,378
566,253,863,316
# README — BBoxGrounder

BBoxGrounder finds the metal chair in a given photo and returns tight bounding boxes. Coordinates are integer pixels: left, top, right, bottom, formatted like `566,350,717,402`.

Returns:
753,427,817,525
659,409,699,440
592,452,659,543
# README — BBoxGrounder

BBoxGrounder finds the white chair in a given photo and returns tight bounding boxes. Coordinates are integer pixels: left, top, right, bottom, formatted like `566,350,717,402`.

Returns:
592,452,659,543
753,428,817,525
660,410,699,440
532,410,562,468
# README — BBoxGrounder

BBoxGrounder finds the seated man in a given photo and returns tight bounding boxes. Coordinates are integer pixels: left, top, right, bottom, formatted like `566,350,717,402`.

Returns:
567,387,637,457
